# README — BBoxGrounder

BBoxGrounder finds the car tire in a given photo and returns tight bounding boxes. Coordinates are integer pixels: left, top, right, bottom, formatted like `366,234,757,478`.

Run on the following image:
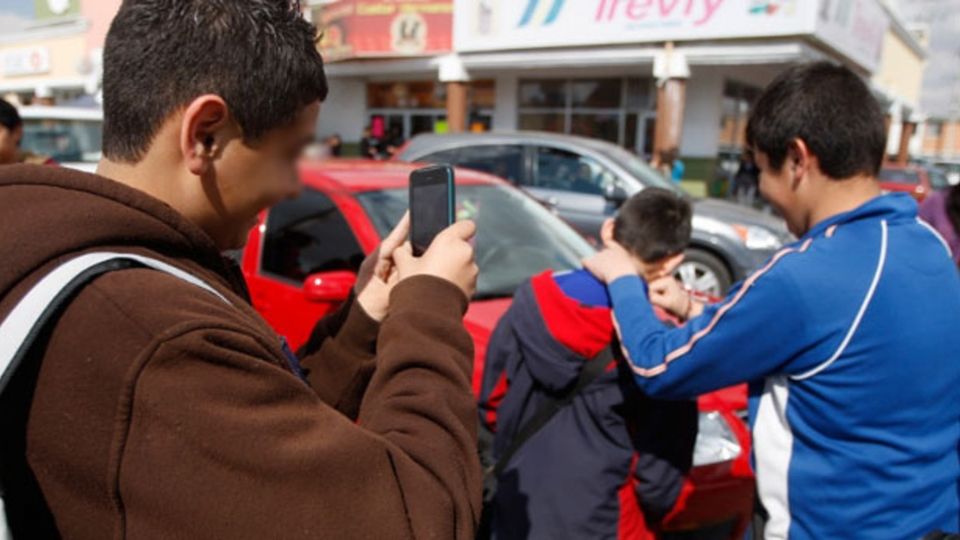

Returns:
677,249,733,296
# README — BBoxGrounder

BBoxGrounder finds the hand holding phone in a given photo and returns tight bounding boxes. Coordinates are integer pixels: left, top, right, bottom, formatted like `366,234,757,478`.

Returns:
409,165,455,257
394,220,479,299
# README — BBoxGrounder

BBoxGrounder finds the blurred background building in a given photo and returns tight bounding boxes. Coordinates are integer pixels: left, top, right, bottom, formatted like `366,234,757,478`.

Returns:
1,0,950,184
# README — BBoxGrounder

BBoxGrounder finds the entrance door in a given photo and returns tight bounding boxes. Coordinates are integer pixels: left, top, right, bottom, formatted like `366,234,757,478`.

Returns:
370,109,494,141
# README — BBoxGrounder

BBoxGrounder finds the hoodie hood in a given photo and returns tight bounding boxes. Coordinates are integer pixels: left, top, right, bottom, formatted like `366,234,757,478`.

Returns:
0,164,243,309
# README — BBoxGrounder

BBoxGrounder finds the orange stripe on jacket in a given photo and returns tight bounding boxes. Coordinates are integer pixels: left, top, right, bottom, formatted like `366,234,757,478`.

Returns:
622,239,813,378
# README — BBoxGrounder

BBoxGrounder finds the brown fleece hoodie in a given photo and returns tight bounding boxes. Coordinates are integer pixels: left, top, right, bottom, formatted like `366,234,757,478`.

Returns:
0,164,481,539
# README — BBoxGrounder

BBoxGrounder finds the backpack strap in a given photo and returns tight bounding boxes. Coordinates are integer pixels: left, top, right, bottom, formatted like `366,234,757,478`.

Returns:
0,252,228,391
489,345,615,480
0,252,229,539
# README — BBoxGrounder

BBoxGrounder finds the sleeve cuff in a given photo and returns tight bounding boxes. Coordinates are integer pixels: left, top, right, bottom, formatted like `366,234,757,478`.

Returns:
334,297,381,359
388,275,469,320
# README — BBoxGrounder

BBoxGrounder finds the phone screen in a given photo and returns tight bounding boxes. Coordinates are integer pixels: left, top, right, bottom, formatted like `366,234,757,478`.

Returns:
410,165,454,256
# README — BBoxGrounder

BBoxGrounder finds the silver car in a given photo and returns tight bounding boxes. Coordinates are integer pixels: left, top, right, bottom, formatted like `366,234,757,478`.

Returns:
19,106,103,174
396,131,792,295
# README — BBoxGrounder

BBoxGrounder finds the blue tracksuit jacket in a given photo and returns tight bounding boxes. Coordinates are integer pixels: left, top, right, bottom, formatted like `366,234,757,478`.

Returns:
607,194,960,539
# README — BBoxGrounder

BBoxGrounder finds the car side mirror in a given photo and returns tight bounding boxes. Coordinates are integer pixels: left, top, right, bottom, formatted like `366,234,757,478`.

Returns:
604,183,629,206
303,271,356,303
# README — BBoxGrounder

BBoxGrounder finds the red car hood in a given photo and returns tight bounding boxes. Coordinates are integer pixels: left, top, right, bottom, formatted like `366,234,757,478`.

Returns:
464,297,512,394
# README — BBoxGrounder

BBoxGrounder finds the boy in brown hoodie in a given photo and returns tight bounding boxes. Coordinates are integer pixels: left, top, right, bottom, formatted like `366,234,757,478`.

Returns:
0,1,481,538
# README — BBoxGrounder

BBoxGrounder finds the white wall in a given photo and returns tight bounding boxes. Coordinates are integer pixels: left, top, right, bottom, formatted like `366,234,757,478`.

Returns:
317,77,367,142
492,74,517,131
679,63,788,158
680,67,724,158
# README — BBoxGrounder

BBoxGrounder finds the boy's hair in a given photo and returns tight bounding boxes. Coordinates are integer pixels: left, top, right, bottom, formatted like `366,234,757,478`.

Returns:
745,62,886,179
102,0,328,162
0,98,21,131
613,188,692,262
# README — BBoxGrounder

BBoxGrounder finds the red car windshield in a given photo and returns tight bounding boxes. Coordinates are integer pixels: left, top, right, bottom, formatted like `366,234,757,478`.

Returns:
357,184,595,299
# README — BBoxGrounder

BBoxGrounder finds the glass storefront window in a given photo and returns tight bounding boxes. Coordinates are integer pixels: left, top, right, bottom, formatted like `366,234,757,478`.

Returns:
518,77,654,152
519,80,568,108
367,80,494,140
625,78,654,111
519,113,566,133
719,81,761,151
571,113,620,144
571,79,622,108
471,80,497,109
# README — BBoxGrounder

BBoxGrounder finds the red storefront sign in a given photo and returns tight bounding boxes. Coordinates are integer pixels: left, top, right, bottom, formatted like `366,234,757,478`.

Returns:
317,0,453,61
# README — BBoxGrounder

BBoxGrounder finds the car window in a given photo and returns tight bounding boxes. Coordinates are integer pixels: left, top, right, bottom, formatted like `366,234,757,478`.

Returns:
419,147,460,165
927,168,950,190
21,119,102,163
879,168,920,184
357,184,594,298
534,146,615,195
261,188,364,283
440,144,525,184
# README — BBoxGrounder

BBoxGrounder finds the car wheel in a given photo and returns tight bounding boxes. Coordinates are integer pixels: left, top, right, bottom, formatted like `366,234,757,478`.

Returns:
676,249,732,296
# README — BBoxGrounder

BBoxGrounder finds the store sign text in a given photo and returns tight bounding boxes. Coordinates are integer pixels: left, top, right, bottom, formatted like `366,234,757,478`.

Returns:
2,47,51,77
594,0,725,26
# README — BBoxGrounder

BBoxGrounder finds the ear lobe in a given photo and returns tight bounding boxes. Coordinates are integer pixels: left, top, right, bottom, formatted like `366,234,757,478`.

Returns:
180,95,231,175
600,218,616,246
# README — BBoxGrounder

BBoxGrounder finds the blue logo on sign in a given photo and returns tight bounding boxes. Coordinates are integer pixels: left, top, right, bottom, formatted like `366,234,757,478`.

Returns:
518,0,565,27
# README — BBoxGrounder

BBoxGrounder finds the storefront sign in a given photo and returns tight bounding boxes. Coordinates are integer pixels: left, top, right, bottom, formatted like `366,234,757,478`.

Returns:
34,0,81,19
455,0,817,52
2,47,51,77
814,0,888,73
317,0,453,61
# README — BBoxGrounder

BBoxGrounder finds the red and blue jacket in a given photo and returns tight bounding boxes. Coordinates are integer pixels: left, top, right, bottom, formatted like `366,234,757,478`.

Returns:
479,269,697,539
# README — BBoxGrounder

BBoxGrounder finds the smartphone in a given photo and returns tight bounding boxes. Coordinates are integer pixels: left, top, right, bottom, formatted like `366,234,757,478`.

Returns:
410,164,455,257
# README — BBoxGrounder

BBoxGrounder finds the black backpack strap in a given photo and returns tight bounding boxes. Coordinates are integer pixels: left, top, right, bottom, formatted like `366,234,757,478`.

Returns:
488,345,615,480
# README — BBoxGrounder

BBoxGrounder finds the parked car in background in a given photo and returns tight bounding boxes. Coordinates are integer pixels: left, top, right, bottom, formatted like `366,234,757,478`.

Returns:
395,132,792,296
18,106,103,173
933,160,960,186
240,159,755,539
879,163,950,201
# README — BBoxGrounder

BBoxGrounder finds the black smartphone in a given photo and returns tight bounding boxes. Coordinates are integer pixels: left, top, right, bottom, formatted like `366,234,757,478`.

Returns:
410,164,455,257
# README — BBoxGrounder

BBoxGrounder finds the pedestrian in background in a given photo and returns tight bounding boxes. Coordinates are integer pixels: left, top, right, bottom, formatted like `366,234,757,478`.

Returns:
0,98,55,166
731,150,760,206
919,181,960,268
360,126,382,159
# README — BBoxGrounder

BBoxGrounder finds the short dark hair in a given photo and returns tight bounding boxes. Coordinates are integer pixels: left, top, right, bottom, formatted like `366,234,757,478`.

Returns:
613,188,692,262
102,0,328,162
745,62,886,179
0,98,21,131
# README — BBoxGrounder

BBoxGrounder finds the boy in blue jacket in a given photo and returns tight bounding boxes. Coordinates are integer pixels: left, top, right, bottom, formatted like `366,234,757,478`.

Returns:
479,188,699,539
585,62,960,539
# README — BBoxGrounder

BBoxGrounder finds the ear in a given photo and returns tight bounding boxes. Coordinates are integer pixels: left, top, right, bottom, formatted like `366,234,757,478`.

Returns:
600,218,616,247
656,252,686,278
786,138,813,190
180,95,231,176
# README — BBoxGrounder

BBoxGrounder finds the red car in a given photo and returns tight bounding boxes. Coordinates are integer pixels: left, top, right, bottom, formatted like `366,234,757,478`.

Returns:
879,164,950,202
240,159,755,538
